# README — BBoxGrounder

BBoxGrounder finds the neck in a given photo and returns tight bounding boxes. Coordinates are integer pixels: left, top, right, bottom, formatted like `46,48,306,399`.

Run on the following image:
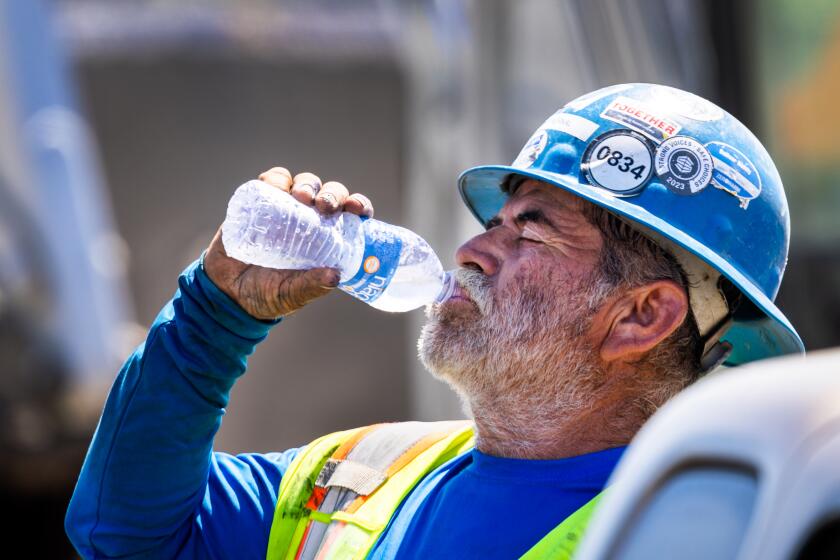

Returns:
465,367,648,460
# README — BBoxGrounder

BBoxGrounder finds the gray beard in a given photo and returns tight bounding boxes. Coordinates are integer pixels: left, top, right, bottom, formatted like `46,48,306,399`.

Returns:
417,267,611,425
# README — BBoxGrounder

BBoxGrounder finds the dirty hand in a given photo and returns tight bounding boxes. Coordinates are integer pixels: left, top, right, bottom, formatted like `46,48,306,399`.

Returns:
204,167,375,320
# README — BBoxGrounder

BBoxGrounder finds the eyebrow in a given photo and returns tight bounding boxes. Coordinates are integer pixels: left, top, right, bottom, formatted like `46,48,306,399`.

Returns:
485,208,555,230
517,209,548,223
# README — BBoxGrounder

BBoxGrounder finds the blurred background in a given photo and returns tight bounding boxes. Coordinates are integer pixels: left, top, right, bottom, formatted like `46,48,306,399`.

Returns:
1,0,839,556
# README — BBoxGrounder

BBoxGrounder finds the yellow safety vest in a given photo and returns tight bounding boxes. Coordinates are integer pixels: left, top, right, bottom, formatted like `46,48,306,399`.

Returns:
266,421,602,560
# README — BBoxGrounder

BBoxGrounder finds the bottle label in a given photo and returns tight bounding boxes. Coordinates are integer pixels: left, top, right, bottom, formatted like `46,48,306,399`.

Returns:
339,219,403,304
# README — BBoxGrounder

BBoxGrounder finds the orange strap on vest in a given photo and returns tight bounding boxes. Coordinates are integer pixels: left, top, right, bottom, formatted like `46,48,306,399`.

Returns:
265,421,603,560
266,421,475,560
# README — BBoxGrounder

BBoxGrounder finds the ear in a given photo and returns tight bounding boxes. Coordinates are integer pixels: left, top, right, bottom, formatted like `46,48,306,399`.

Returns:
598,280,689,363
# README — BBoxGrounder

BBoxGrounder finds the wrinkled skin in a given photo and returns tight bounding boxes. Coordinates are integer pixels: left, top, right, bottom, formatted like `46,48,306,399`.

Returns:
418,180,689,458
418,181,617,458
418,180,607,404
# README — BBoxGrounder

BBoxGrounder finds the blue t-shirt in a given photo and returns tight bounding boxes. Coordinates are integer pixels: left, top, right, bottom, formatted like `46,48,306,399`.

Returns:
65,259,625,559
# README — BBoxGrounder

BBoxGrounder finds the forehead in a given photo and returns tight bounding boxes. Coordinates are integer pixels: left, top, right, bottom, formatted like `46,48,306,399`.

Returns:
505,179,584,212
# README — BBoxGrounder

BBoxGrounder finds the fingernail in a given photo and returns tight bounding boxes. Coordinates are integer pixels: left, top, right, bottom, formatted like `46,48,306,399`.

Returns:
320,193,337,207
323,268,340,287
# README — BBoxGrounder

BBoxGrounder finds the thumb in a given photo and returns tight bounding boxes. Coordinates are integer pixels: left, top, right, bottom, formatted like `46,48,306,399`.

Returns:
274,267,341,316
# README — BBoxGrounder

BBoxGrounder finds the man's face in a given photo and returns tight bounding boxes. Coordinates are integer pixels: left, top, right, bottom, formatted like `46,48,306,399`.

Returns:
418,179,609,408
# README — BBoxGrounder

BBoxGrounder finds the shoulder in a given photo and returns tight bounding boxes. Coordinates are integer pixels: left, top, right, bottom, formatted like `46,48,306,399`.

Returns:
290,421,475,483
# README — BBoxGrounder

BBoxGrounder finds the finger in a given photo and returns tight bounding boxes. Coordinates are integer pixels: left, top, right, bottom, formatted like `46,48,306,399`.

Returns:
290,172,322,206
276,267,340,316
315,181,350,214
258,167,293,192
305,267,341,290
343,193,374,218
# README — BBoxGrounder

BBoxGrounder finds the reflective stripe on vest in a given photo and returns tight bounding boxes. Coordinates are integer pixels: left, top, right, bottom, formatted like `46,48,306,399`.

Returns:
519,492,602,559
265,422,602,560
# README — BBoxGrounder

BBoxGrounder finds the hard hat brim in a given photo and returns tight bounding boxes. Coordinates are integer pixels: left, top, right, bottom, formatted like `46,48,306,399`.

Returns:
458,164,805,366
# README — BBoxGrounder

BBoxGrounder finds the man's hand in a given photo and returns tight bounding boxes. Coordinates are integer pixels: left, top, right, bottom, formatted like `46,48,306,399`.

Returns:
204,167,375,320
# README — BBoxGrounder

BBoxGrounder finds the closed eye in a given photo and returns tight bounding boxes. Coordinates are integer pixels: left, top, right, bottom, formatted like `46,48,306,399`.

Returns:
518,210,557,244
520,228,544,244
485,209,555,233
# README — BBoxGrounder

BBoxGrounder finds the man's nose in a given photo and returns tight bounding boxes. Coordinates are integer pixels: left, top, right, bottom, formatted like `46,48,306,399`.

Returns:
455,231,501,276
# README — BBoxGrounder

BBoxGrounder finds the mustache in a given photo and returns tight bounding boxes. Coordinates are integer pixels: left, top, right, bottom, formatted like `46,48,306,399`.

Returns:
454,267,493,314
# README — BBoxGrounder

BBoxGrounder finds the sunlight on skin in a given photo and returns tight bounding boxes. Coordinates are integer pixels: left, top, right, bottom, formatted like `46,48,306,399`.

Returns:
425,178,690,458
465,179,604,291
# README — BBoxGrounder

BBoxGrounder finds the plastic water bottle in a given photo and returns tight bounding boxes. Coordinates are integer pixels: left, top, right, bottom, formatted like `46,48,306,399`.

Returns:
221,180,455,312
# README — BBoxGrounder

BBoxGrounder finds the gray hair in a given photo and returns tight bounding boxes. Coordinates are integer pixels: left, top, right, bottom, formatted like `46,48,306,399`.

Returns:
583,203,704,415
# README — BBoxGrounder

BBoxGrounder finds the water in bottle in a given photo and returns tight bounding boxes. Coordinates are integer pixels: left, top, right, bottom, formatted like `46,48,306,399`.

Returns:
221,180,455,312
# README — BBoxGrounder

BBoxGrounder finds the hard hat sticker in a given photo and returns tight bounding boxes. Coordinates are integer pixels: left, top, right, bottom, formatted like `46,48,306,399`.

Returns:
565,84,631,111
654,136,713,196
582,130,654,195
706,141,762,209
540,112,599,142
512,130,548,169
651,86,724,121
601,96,682,143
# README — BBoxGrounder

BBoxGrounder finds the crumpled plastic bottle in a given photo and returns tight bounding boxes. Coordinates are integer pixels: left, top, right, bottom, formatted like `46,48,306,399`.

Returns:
221,180,454,312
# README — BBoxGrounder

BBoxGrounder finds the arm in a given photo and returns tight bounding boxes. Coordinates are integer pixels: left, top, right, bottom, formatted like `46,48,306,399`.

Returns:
66,259,291,559
66,167,375,559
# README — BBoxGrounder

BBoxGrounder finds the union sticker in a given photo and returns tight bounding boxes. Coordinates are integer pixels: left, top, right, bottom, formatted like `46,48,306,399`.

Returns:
582,130,654,195
512,130,548,169
654,136,713,196
601,96,682,143
652,85,724,122
706,141,762,209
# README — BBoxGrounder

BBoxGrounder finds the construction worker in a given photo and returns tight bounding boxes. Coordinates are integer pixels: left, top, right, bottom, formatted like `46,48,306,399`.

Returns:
66,84,804,559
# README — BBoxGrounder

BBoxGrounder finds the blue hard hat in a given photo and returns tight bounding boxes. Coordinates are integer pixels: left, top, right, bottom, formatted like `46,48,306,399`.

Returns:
458,83,804,368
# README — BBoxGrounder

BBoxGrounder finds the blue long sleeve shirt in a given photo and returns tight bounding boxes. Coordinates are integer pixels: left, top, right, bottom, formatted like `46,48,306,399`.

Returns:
66,259,625,559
